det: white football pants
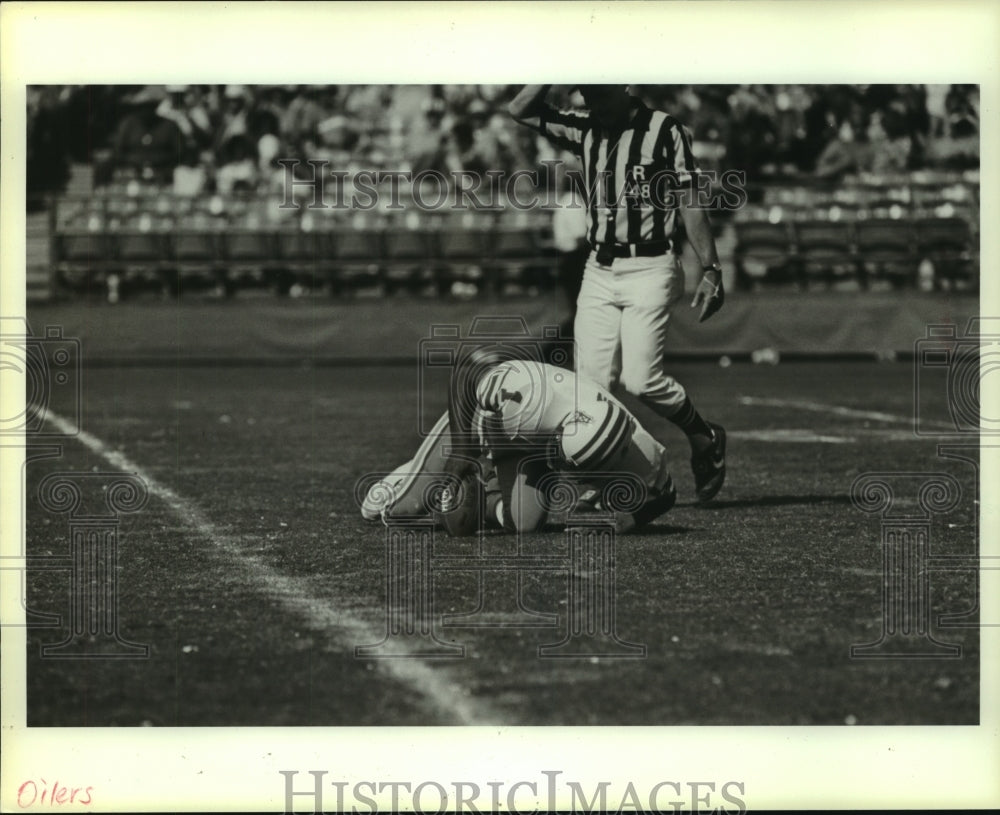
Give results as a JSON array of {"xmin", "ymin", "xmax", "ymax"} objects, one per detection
[{"xmin": 574, "ymin": 250, "xmax": 688, "ymax": 420}]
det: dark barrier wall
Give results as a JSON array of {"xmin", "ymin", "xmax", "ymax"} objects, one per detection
[{"xmin": 26, "ymin": 291, "xmax": 978, "ymax": 363}]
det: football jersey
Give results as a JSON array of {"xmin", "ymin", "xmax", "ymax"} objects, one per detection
[
  {"xmin": 519, "ymin": 98, "xmax": 699, "ymax": 247},
  {"xmin": 473, "ymin": 359, "xmax": 670, "ymax": 492},
  {"xmin": 474, "ymin": 359, "xmax": 609, "ymax": 446}
]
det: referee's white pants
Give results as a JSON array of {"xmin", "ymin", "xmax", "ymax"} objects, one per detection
[{"xmin": 574, "ymin": 250, "xmax": 688, "ymax": 420}]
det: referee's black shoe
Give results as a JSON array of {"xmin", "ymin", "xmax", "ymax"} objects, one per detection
[{"xmin": 691, "ymin": 423, "xmax": 726, "ymax": 502}]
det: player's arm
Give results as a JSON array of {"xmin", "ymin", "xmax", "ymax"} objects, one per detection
[
  {"xmin": 446, "ymin": 361, "xmax": 485, "ymax": 456},
  {"xmin": 434, "ymin": 359, "xmax": 493, "ymax": 536}
]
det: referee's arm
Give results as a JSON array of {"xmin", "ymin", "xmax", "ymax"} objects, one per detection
[
  {"xmin": 680, "ymin": 202, "xmax": 721, "ymax": 271},
  {"xmin": 509, "ymin": 85, "xmax": 586, "ymax": 153},
  {"xmin": 508, "ymin": 84, "xmax": 552, "ymax": 122},
  {"xmin": 666, "ymin": 122, "xmax": 724, "ymax": 321},
  {"xmin": 683, "ymin": 202, "xmax": 725, "ymax": 322}
]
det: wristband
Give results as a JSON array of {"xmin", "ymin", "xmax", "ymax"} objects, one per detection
[{"xmin": 702, "ymin": 263, "xmax": 723, "ymax": 274}]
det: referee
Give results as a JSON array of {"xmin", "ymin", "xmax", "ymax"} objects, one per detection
[{"xmin": 510, "ymin": 84, "xmax": 727, "ymax": 502}]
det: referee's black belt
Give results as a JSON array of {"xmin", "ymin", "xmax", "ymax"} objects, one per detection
[{"xmin": 594, "ymin": 239, "xmax": 672, "ymax": 262}]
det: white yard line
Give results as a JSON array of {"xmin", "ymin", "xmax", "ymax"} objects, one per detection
[
  {"xmin": 44, "ymin": 410, "xmax": 498, "ymax": 726},
  {"xmin": 729, "ymin": 429, "xmax": 855, "ymax": 444},
  {"xmin": 729, "ymin": 428, "xmax": 934, "ymax": 443},
  {"xmin": 738, "ymin": 396, "xmax": 956, "ymax": 431}
]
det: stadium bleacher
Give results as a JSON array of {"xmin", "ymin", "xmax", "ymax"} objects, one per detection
[
  {"xmin": 48, "ymin": 168, "xmax": 978, "ymax": 301},
  {"xmin": 49, "ymin": 186, "xmax": 563, "ymax": 300},
  {"xmin": 731, "ymin": 171, "xmax": 979, "ymax": 291},
  {"xmin": 29, "ymin": 84, "xmax": 981, "ymax": 301}
]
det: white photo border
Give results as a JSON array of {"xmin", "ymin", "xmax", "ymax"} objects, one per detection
[{"xmin": 2, "ymin": 1, "xmax": 998, "ymax": 811}]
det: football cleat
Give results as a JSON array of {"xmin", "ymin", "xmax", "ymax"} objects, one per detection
[
  {"xmin": 691, "ymin": 422, "xmax": 726, "ymax": 502},
  {"xmin": 616, "ymin": 478, "xmax": 677, "ymax": 533},
  {"xmin": 360, "ymin": 460, "xmax": 414, "ymax": 521}
]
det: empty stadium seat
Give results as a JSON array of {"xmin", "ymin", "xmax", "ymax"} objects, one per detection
[
  {"xmin": 915, "ymin": 217, "xmax": 976, "ymax": 290},
  {"xmin": 732, "ymin": 221, "xmax": 795, "ymax": 288},
  {"xmin": 223, "ymin": 230, "xmax": 277, "ymax": 291},
  {"xmin": 111, "ymin": 216, "xmax": 172, "ymax": 296},
  {"xmin": 854, "ymin": 219, "xmax": 918, "ymax": 288},
  {"xmin": 169, "ymin": 228, "xmax": 223, "ymax": 296},
  {"xmin": 490, "ymin": 212, "xmax": 557, "ymax": 296},
  {"xmin": 791, "ymin": 221, "xmax": 858, "ymax": 289},
  {"xmin": 54, "ymin": 231, "xmax": 109, "ymax": 292},
  {"xmin": 328, "ymin": 218, "xmax": 383, "ymax": 296},
  {"xmin": 274, "ymin": 227, "xmax": 325, "ymax": 295},
  {"xmin": 433, "ymin": 212, "xmax": 492, "ymax": 296}
]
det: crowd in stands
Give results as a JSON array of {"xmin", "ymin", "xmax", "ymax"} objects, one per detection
[
  {"xmin": 27, "ymin": 83, "xmax": 980, "ymax": 202},
  {"xmin": 635, "ymin": 84, "xmax": 979, "ymax": 183}
]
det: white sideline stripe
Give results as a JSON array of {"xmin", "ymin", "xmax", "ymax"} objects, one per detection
[
  {"xmin": 44, "ymin": 410, "xmax": 495, "ymax": 726},
  {"xmin": 738, "ymin": 396, "xmax": 954, "ymax": 429},
  {"xmin": 730, "ymin": 429, "xmax": 854, "ymax": 444},
  {"xmin": 729, "ymin": 428, "xmax": 931, "ymax": 443}
]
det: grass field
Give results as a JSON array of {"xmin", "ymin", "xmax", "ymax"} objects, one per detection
[{"xmin": 23, "ymin": 354, "xmax": 980, "ymax": 726}]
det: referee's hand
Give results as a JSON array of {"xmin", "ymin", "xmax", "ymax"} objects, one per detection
[{"xmin": 691, "ymin": 269, "xmax": 725, "ymax": 323}]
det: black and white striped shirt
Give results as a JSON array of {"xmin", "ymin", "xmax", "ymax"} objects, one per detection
[{"xmin": 525, "ymin": 98, "xmax": 699, "ymax": 247}]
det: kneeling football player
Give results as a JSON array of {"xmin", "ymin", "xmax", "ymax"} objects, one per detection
[{"xmin": 361, "ymin": 348, "xmax": 677, "ymax": 535}]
